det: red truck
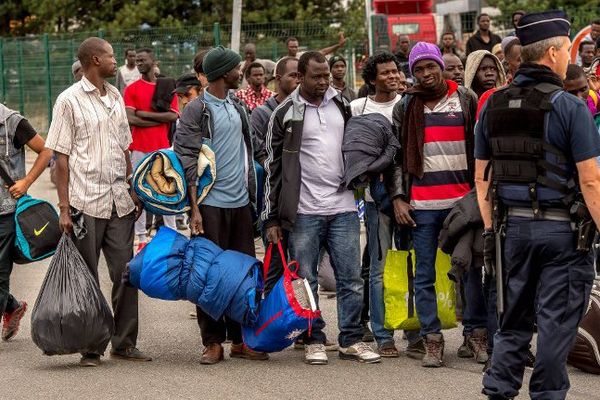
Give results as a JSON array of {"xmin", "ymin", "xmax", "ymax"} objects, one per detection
[{"xmin": 371, "ymin": 0, "xmax": 437, "ymax": 51}]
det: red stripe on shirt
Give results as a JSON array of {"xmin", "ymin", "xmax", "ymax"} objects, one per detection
[
  {"xmin": 411, "ymin": 183, "xmax": 471, "ymax": 201},
  {"xmin": 424, "ymin": 125, "xmax": 466, "ymax": 143}
]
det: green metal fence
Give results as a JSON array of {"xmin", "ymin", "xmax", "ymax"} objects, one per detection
[
  {"xmin": 1, "ymin": 9, "xmax": 598, "ymax": 134},
  {"xmin": 0, "ymin": 21, "xmax": 362, "ymax": 134}
]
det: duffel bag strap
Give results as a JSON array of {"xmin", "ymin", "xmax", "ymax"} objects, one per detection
[{"xmin": 263, "ymin": 241, "xmax": 297, "ymax": 283}]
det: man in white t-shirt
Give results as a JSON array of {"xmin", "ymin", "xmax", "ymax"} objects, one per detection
[
  {"xmin": 116, "ymin": 48, "xmax": 141, "ymax": 93},
  {"xmin": 349, "ymin": 52, "xmax": 404, "ymax": 358}
]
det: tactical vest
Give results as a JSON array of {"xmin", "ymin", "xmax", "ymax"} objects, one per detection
[{"xmin": 486, "ymin": 82, "xmax": 575, "ymax": 214}]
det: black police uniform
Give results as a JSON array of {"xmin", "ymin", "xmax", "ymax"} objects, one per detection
[{"xmin": 475, "ymin": 12, "xmax": 600, "ymax": 400}]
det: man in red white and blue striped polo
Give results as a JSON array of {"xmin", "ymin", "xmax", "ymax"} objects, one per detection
[{"xmin": 387, "ymin": 42, "xmax": 479, "ymax": 368}]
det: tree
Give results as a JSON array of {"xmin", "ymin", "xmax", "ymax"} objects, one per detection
[
  {"xmin": 486, "ymin": 0, "xmax": 599, "ymax": 31},
  {"xmin": 0, "ymin": 0, "xmax": 33, "ymax": 35},
  {"xmin": 2, "ymin": 0, "xmax": 363, "ymax": 35}
]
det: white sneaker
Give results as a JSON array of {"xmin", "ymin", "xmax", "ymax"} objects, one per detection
[
  {"xmin": 305, "ymin": 344, "xmax": 328, "ymax": 365},
  {"xmin": 339, "ymin": 342, "xmax": 381, "ymax": 363}
]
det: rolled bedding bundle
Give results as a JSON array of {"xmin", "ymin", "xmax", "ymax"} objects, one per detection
[
  {"xmin": 132, "ymin": 147, "xmax": 216, "ymax": 215},
  {"xmin": 127, "ymin": 226, "xmax": 262, "ymax": 326}
]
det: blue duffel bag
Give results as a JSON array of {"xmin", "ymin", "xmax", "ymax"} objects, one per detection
[{"xmin": 242, "ymin": 242, "xmax": 320, "ymax": 353}]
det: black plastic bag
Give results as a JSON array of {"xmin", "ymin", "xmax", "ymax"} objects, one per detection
[{"xmin": 31, "ymin": 234, "xmax": 114, "ymax": 356}]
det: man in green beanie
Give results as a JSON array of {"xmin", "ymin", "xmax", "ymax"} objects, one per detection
[{"xmin": 174, "ymin": 46, "xmax": 263, "ymax": 364}]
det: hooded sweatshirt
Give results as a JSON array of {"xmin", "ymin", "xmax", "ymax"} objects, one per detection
[
  {"xmin": 0, "ymin": 104, "xmax": 26, "ymax": 215},
  {"xmin": 464, "ymin": 50, "xmax": 506, "ymax": 94}
]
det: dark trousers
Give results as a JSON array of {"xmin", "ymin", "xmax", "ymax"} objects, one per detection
[
  {"xmin": 0, "ymin": 213, "xmax": 19, "ymax": 316},
  {"xmin": 483, "ymin": 218, "xmax": 595, "ymax": 400},
  {"xmin": 196, "ymin": 204, "xmax": 255, "ymax": 346},
  {"xmin": 260, "ymin": 226, "xmax": 288, "ymax": 295},
  {"xmin": 73, "ymin": 208, "xmax": 138, "ymax": 352},
  {"xmin": 461, "ymin": 257, "xmax": 488, "ymax": 336}
]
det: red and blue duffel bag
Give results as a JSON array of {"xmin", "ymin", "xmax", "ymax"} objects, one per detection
[{"xmin": 242, "ymin": 241, "xmax": 320, "ymax": 353}]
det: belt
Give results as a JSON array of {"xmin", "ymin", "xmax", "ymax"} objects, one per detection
[{"xmin": 507, "ymin": 207, "xmax": 571, "ymax": 222}]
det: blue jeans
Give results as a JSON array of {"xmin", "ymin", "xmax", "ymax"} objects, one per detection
[
  {"xmin": 412, "ymin": 209, "xmax": 451, "ymax": 337},
  {"xmin": 461, "ymin": 259, "xmax": 488, "ymax": 336},
  {"xmin": 364, "ymin": 202, "xmax": 394, "ymax": 346},
  {"xmin": 288, "ymin": 212, "xmax": 363, "ymax": 348}
]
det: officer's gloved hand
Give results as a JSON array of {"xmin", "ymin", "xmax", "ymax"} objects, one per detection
[{"xmin": 483, "ymin": 229, "xmax": 495, "ymax": 276}]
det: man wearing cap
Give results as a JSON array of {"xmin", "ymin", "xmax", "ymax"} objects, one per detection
[
  {"xmin": 388, "ymin": 42, "xmax": 478, "ymax": 367},
  {"xmin": 173, "ymin": 46, "xmax": 262, "ymax": 365},
  {"xmin": 475, "ymin": 11, "xmax": 600, "ymax": 400},
  {"xmin": 174, "ymin": 73, "xmax": 202, "ymax": 111},
  {"xmin": 330, "ymin": 55, "xmax": 357, "ymax": 102}
]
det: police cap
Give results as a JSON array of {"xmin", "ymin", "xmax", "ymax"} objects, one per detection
[{"xmin": 516, "ymin": 10, "xmax": 571, "ymax": 46}]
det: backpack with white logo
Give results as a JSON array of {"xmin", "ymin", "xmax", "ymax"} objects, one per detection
[{"xmin": 0, "ymin": 163, "xmax": 60, "ymax": 264}]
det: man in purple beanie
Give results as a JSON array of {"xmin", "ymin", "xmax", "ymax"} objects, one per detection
[{"xmin": 387, "ymin": 42, "xmax": 478, "ymax": 367}]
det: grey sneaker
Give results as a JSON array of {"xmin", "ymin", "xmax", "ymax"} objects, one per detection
[
  {"xmin": 422, "ymin": 333, "xmax": 444, "ymax": 368},
  {"xmin": 110, "ymin": 347, "xmax": 152, "ymax": 361},
  {"xmin": 457, "ymin": 335, "xmax": 474, "ymax": 358},
  {"xmin": 305, "ymin": 344, "xmax": 328, "ymax": 365},
  {"xmin": 339, "ymin": 342, "xmax": 381, "ymax": 363},
  {"xmin": 468, "ymin": 328, "xmax": 489, "ymax": 364},
  {"xmin": 406, "ymin": 337, "xmax": 426, "ymax": 359},
  {"xmin": 295, "ymin": 338, "xmax": 339, "ymax": 351}
]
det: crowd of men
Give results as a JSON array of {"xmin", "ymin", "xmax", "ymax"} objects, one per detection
[{"xmin": 0, "ymin": 9, "xmax": 599, "ymax": 400}]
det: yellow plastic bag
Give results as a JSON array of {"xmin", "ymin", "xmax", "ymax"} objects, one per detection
[{"xmin": 383, "ymin": 248, "xmax": 457, "ymax": 330}]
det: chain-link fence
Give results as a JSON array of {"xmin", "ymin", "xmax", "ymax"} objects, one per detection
[{"xmin": 0, "ymin": 21, "xmax": 363, "ymax": 133}]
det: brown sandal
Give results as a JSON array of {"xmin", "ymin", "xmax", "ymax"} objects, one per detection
[{"xmin": 378, "ymin": 342, "xmax": 400, "ymax": 358}]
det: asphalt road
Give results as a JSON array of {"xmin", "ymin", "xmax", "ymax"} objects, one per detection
[{"xmin": 1, "ymin": 155, "xmax": 599, "ymax": 400}]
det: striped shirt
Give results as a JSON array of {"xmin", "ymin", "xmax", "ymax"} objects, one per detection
[
  {"xmin": 45, "ymin": 76, "xmax": 135, "ymax": 219},
  {"xmin": 410, "ymin": 90, "xmax": 470, "ymax": 210}
]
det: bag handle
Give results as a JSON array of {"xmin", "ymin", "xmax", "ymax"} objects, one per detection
[{"xmin": 263, "ymin": 241, "xmax": 299, "ymax": 283}]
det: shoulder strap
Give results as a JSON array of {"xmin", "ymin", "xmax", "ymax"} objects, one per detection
[
  {"xmin": 360, "ymin": 97, "xmax": 369, "ymax": 115},
  {"xmin": 0, "ymin": 162, "xmax": 15, "ymax": 187}
]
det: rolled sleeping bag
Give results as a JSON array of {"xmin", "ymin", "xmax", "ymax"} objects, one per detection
[{"xmin": 133, "ymin": 146, "xmax": 216, "ymax": 215}]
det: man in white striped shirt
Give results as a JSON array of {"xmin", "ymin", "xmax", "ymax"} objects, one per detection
[{"xmin": 45, "ymin": 37, "xmax": 150, "ymax": 367}]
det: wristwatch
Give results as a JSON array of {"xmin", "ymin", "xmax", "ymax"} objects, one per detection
[{"xmin": 482, "ymin": 228, "xmax": 494, "ymax": 237}]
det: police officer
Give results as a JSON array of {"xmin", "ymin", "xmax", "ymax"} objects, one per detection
[{"xmin": 475, "ymin": 11, "xmax": 600, "ymax": 400}]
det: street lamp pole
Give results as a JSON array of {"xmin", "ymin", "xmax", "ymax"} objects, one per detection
[
  {"xmin": 231, "ymin": 0, "xmax": 243, "ymax": 53},
  {"xmin": 366, "ymin": 0, "xmax": 374, "ymax": 56}
]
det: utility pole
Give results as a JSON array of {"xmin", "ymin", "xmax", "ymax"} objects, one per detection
[
  {"xmin": 231, "ymin": 0, "xmax": 243, "ymax": 53},
  {"xmin": 365, "ymin": 0, "xmax": 374, "ymax": 56}
]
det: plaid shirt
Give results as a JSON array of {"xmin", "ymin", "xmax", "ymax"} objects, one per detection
[{"xmin": 235, "ymin": 86, "xmax": 274, "ymax": 111}]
